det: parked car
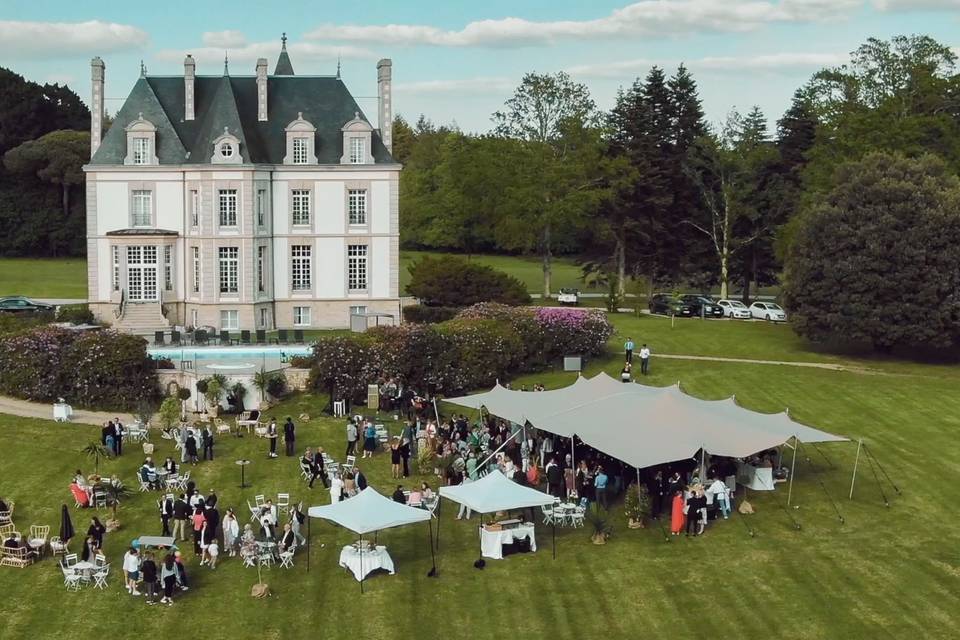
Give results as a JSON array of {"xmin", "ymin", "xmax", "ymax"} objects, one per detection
[
  {"xmin": 0, "ymin": 296, "xmax": 55, "ymax": 314},
  {"xmin": 557, "ymin": 287, "xmax": 580, "ymax": 306},
  {"xmin": 648, "ymin": 294, "xmax": 694, "ymax": 317},
  {"xmin": 679, "ymin": 295, "xmax": 725, "ymax": 318},
  {"xmin": 749, "ymin": 301, "xmax": 787, "ymax": 321},
  {"xmin": 716, "ymin": 299, "xmax": 753, "ymax": 319}
]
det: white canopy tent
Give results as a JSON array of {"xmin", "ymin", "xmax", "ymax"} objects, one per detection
[{"xmin": 307, "ymin": 487, "xmax": 434, "ymax": 589}]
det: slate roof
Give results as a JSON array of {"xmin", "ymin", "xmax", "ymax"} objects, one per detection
[{"xmin": 90, "ymin": 72, "xmax": 394, "ymax": 166}]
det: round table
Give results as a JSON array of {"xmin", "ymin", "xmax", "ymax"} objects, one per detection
[{"xmin": 236, "ymin": 459, "xmax": 251, "ymax": 488}]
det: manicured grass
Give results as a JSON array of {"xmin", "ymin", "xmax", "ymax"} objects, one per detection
[
  {"xmin": 1, "ymin": 317, "xmax": 959, "ymax": 638},
  {"xmin": 0, "ymin": 258, "xmax": 87, "ymax": 299}
]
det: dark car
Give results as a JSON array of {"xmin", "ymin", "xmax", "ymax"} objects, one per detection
[
  {"xmin": 648, "ymin": 294, "xmax": 694, "ymax": 317},
  {"xmin": 680, "ymin": 295, "xmax": 725, "ymax": 318},
  {"xmin": 0, "ymin": 296, "xmax": 55, "ymax": 314}
]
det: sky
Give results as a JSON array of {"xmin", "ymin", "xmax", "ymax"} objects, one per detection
[{"xmin": 2, "ymin": 0, "xmax": 959, "ymax": 134}]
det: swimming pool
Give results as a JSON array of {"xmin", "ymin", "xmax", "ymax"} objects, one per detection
[{"xmin": 148, "ymin": 345, "xmax": 313, "ymax": 361}]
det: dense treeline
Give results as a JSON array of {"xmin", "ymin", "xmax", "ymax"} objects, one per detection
[
  {"xmin": 0, "ymin": 68, "xmax": 90, "ymax": 257},
  {"xmin": 398, "ymin": 35, "xmax": 960, "ymax": 301}
]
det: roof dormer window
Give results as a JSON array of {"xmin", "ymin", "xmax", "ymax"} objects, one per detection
[
  {"xmin": 283, "ymin": 113, "xmax": 317, "ymax": 165},
  {"xmin": 349, "ymin": 137, "xmax": 365, "ymax": 164},
  {"xmin": 133, "ymin": 138, "xmax": 151, "ymax": 165},
  {"xmin": 218, "ymin": 142, "xmax": 234, "ymax": 159},
  {"xmin": 211, "ymin": 127, "xmax": 241, "ymax": 165},
  {"xmin": 340, "ymin": 112, "xmax": 374, "ymax": 165},
  {"xmin": 123, "ymin": 113, "xmax": 158, "ymax": 166}
]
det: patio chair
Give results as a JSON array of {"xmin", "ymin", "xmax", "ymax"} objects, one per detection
[
  {"xmin": 171, "ymin": 330, "xmax": 181, "ymax": 346},
  {"xmin": 92, "ymin": 563, "xmax": 110, "ymax": 589},
  {"xmin": 255, "ymin": 329, "xmax": 267, "ymax": 345},
  {"xmin": 541, "ymin": 505, "xmax": 555, "ymax": 526},
  {"xmin": 569, "ymin": 507, "xmax": 585, "ymax": 528},
  {"xmin": 27, "ymin": 525, "xmax": 49, "ymax": 558},
  {"xmin": 299, "ymin": 462, "xmax": 312, "ymax": 482},
  {"xmin": 215, "ymin": 419, "xmax": 231, "ymax": 436},
  {"xmin": 219, "ymin": 330, "xmax": 232, "ymax": 346},
  {"xmin": 193, "ymin": 329, "xmax": 208, "ymax": 346},
  {"xmin": 240, "ymin": 330, "xmax": 252, "ymax": 345},
  {"xmin": 276, "ymin": 329, "xmax": 289, "ymax": 345},
  {"xmin": 0, "ymin": 501, "xmax": 14, "ymax": 524},
  {"xmin": 92, "ymin": 488, "xmax": 107, "ymax": 509},
  {"xmin": 279, "ymin": 545, "xmax": 296, "ymax": 569},
  {"xmin": 154, "ymin": 331, "xmax": 166, "ymax": 346},
  {"xmin": 247, "ymin": 500, "xmax": 259, "ymax": 523},
  {"xmin": 60, "ymin": 562, "xmax": 83, "ymax": 591},
  {"xmin": 49, "ymin": 536, "xmax": 68, "ymax": 557},
  {"xmin": 345, "ymin": 455, "xmax": 356, "ymax": 470},
  {"xmin": 254, "ymin": 494, "xmax": 266, "ymax": 508},
  {"xmin": 64, "ymin": 553, "xmax": 78, "ymax": 568},
  {"xmin": 293, "ymin": 329, "xmax": 305, "ymax": 343},
  {"xmin": 276, "ymin": 493, "xmax": 290, "ymax": 515}
]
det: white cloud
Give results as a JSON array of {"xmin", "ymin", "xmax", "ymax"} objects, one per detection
[
  {"xmin": 873, "ymin": 0, "xmax": 960, "ymax": 11},
  {"xmin": 305, "ymin": 1, "xmax": 861, "ymax": 48},
  {"xmin": 155, "ymin": 41, "xmax": 375, "ymax": 67},
  {"xmin": 394, "ymin": 77, "xmax": 516, "ymax": 94},
  {"xmin": 202, "ymin": 30, "xmax": 247, "ymax": 48},
  {"xmin": 0, "ymin": 20, "xmax": 147, "ymax": 59},
  {"xmin": 567, "ymin": 52, "xmax": 846, "ymax": 78}
]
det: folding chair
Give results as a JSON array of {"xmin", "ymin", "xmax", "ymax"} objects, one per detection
[
  {"xmin": 64, "ymin": 553, "xmax": 78, "ymax": 567},
  {"xmin": 276, "ymin": 493, "xmax": 290, "ymax": 515},
  {"xmin": 242, "ymin": 552, "xmax": 257, "ymax": 568},
  {"xmin": 254, "ymin": 494, "xmax": 266, "ymax": 508},
  {"xmin": 247, "ymin": 500, "xmax": 260, "ymax": 523},
  {"xmin": 92, "ymin": 563, "xmax": 110, "ymax": 589},
  {"xmin": 299, "ymin": 462, "xmax": 312, "ymax": 482},
  {"xmin": 61, "ymin": 563, "xmax": 82, "ymax": 591},
  {"xmin": 279, "ymin": 546, "xmax": 295, "ymax": 569},
  {"xmin": 541, "ymin": 505, "xmax": 555, "ymax": 526},
  {"xmin": 345, "ymin": 455, "xmax": 356, "ymax": 470},
  {"xmin": 92, "ymin": 488, "xmax": 107, "ymax": 509},
  {"xmin": 193, "ymin": 329, "xmax": 208, "ymax": 346}
]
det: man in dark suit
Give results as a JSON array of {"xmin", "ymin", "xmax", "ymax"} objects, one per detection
[
  {"xmin": 355, "ymin": 467, "xmax": 368, "ymax": 491},
  {"xmin": 159, "ymin": 495, "xmax": 173, "ymax": 536},
  {"xmin": 283, "ymin": 417, "xmax": 296, "ymax": 457},
  {"xmin": 114, "ymin": 418, "xmax": 125, "ymax": 455},
  {"xmin": 202, "ymin": 426, "xmax": 214, "ymax": 461},
  {"xmin": 545, "ymin": 457, "xmax": 562, "ymax": 497},
  {"xmin": 101, "ymin": 421, "xmax": 114, "ymax": 447},
  {"xmin": 310, "ymin": 448, "xmax": 328, "ymax": 489},
  {"xmin": 279, "ymin": 523, "xmax": 296, "ymax": 552}
]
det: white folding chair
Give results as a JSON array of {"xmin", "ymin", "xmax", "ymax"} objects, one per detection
[
  {"xmin": 64, "ymin": 553, "xmax": 78, "ymax": 567},
  {"xmin": 92, "ymin": 489, "xmax": 107, "ymax": 509},
  {"xmin": 247, "ymin": 500, "xmax": 260, "ymax": 523},
  {"xmin": 299, "ymin": 463, "xmax": 312, "ymax": 482},
  {"xmin": 345, "ymin": 455, "xmax": 356, "ymax": 470},
  {"xmin": 94, "ymin": 553, "xmax": 107, "ymax": 568},
  {"xmin": 279, "ymin": 545, "xmax": 295, "ymax": 569},
  {"xmin": 242, "ymin": 552, "xmax": 257, "ymax": 568},
  {"xmin": 92, "ymin": 563, "xmax": 110, "ymax": 589},
  {"xmin": 61, "ymin": 563, "xmax": 82, "ymax": 591},
  {"xmin": 541, "ymin": 505, "xmax": 554, "ymax": 525},
  {"xmin": 276, "ymin": 493, "xmax": 290, "ymax": 515},
  {"xmin": 254, "ymin": 494, "xmax": 266, "ymax": 508},
  {"xmin": 570, "ymin": 507, "xmax": 585, "ymax": 528}
]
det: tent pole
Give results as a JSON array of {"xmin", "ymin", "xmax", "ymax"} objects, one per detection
[
  {"xmin": 700, "ymin": 447, "xmax": 706, "ymax": 480},
  {"xmin": 571, "ymin": 438, "xmax": 576, "ymax": 499},
  {"xmin": 849, "ymin": 438, "xmax": 862, "ymax": 500},
  {"xmin": 436, "ymin": 498, "xmax": 441, "ymax": 551},
  {"xmin": 433, "ymin": 398, "xmax": 441, "ymax": 427},
  {"xmin": 428, "ymin": 519, "xmax": 438, "ymax": 576},
  {"xmin": 306, "ymin": 516, "xmax": 311, "ymax": 572},
  {"xmin": 359, "ymin": 535, "xmax": 364, "ymax": 594},
  {"xmin": 478, "ymin": 429, "xmax": 521, "ymax": 470},
  {"xmin": 787, "ymin": 437, "xmax": 798, "ymax": 507}
]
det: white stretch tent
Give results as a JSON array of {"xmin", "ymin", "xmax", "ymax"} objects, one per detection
[
  {"xmin": 446, "ymin": 373, "xmax": 847, "ymax": 471},
  {"xmin": 307, "ymin": 488, "xmax": 434, "ymax": 589}
]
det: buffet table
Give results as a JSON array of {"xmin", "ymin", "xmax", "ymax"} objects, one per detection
[
  {"xmin": 480, "ymin": 523, "xmax": 537, "ymax": 560},
  {"xmin": 339, "ymin": 544, "xmax": 394, "ymax": 581},
  {"xmin": 737, "ymin": 463, "xmax": 775, "ymax": 491}
]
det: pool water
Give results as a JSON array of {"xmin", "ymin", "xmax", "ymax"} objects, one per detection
[{"xmin": 148, "ymin": 346, "xmax": 313, "ymax": 361}]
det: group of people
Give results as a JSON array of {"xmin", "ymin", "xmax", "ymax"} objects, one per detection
[
  {"xmin": 69, "ymin": 469, "xmax": 122, "ymax": 507},
  {"xmin": 264, "ymin": 416, "xmax": 297, "ymax": 459},
  {"xmin": 99, "ymin": 418, "xmax": 128, "ymax": 456},
  {"xmin": 122, "ymin": 546, "xmax": 189, "ymax": 605},
  {"xmin": 621, "ymin": 337, "xmax": 651, "ymax": 381}
]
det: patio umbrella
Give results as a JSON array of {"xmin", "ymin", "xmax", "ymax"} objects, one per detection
[{"xmin": 59, "ymin": 504, "xmax": 75, "ymax": 543}]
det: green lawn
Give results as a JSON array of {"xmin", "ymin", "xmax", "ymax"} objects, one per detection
[
  {"xmin": 0, "ymin": 258, "xmax": 87, "ymax": 299},
  {"xmin": 1, "ymin": 314, "xmax": 959, "ymax": 638}
]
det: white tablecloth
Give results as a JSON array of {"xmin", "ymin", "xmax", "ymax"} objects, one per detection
[
  {"xmin": 53, "ymin": 403, "xmax": 72, "ymax": 422},
  {"xmin": 338, "ymin": 545, "xmax": 394, "ymax": 581},
  {"xmin": 737, "ymin": 463, "xmax": 775, "ymax": 491},
  {"xmin": 480, "ymin": 523, "xmax": 536, "ymax": 560}
]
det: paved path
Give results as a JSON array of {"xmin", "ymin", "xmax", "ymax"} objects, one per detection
[
  {"xmin": 0, "ymin": 396, "xmax": 133, "ymax": 426},
  {"xmin": 655, "ymin": 353, "xmax": 883, "ymax": 374}
]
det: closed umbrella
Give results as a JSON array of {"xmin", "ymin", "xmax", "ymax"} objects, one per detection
[{"xmin": 59, "ymin": 504, "xmax": 75, "ymax": 544}]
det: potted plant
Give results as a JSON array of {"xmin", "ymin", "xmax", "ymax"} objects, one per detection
[
  {"xmin": 585, "ymin": 509, "xmax": 612, "ymax": 545},
  {"xmin": 103, "ymin": 481, "xmax": 132, "ymax": 532},
  {"xmin": 158, "ymin": 395, "xmax": 181, "ymax": 431},
  {"xmin": 230, "ymin": 381, "xmax": 247, "ymax": 413},
  {"xmin": 82, "ymin": 441, "xmax": 111, "ymax": 475},
  {"xmin": 204, "ymin": 378, "xmax": 223, "ymax": 418},
  {"xmin": 253, "ymin": 368, "xmax": 271, "ymax": 405},
  {"xmin": 177, "ymin": 387, "xmax": 192, "ymax": 418},
  {"xmin": 135, "ymin": 403, "xmax": 154, "ymax": 429},
  {"xmin": 195, "ymin": 379, "xmax": 209, "ymax": 413},
  {"xmin": 624, "ymin": 482, "xmax": 651, "ymax": 529},
  {"xmin": 417, "ymin": 446, "xmax": 436, "ymax": 475}
]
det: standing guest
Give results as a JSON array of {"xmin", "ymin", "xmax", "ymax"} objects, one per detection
[
  {"xmin": 114, "ymin": 418, "xmax": 125, "ymax": 456},
  {"xmin": 594, "ymin": 466, "xmax": 609, "ymax": 510},
  {"xmin": 564, "ymin": 459, "xmax": 576, "ymax": 499},
  {"xmin": 685, "ymin": 489, "xmax": 704, "ymax": 536},
  {"xmin": 400, "ymin": 428, "xmax": 412, "ymax": 478},
  {"xmin": 648, "ymin": 471, "xmax": 665, "ymax": 519},
  {"xmin": 640, "ymin": 343, "xmax": 651, "ymax": 375},
  {"xmin": 160, "ymin": 554, "xmax": 178, "ymax": 605},
  {"xmin": 171, "ymin": 494, "xmax": 189, "ymax": 542},
  {"xmin": 545, "ymin": 457, "xmax": 562, "ymax": 497},
  {"xmin": 283, "ymin": 417, "xmax": 296, "ymax": 457},
  {"xmin": 104, "ymin": 421, "xmax": 116, "ymax": 455},
  {"xmin": 191, "ymin": 506, "xmax": 206, "ymax": 555},
  {"xmin": 709, "ymin": 477, "xmax": 731, "ymax": 519},
  {"xmin": 141, "ymin": 552, "xmax": 158, "ymax": 605},
  {"xmin": 362, "ymin": 421, "xmax": 377, "ymax": 459},
  {"xmin": 173, "ymin": 551, "xmax": 189, "ymax": 591},
  {"xmin": 88, "ymin": 516, "xmax": 106, "ymax": 549},
  {"xmin": 624, "ymin": 336, "xmax": 635, "ymax": 363},
  {"xmin": 122, "ymin": 547, "xmax": 141, "ymax": 595},
  {"xmin": 666, "ymin": 471, "xmax": 683, "ymax": 498},
  {"xmin": 222, "ymin": 508, "xmax": 240, "ymax": 557},
  {"xmin": 290, "ymin": 505, "xmax": 307, "ymax": 546},
  {"xmin": 343, "ymin": 472, "xmax": 358, "ymax": 498},
  {"xmin": 81, "ymin": 535, "xmax": 99, "ymax": 562},
  {"xmin": 312, "ymin": 447, "xmax": 330, "ymax": 489},
  {"xmin": 185, "ymin": 430, "xmax": 198, "ymax": 465},
  {"xmin": 205, "ymin": 490, "xmax": 218, "ymax": 509},
  {"xmin": 329, "ymin": 472, "xmax": 344, "ymax": 505},
  {"xmin": 345, "ymin": 419, "xmax": 358, "ymax": 457},
  {"xmin": 202, "ymin": 425, "xmax": 214, "ymax": 460},
  {"xmin": 526, "ymin": 458, "xmax": 541, "ymax": 487},
  {"xmin": 100, "ymin": 421, "xmax": 113, "ymax": 448},
  {"xmin": 355, "ymin": 467, "xmax": 368, "ymax": 491},
  {"xmin": 159, "ymin": 494, "xmax": 173, "ymax": 536},
  {"xmin": 206, "ymin": 538, "xmax": 220, "ymax": 569},
  {"xmin": 267, "ymin": 418, "xmax": 279, "ymax": 459},
  {"xmin": 390, "ymin": 438, "xmax": 402, "ymax": 479},
  {"xmin": 670, "ymin": 490, "xmax": 685, "ymax": 536},
  {"xmin": 620, "ymin": 362, "xmax": 632, "ymax": 383},
  {"xmin": 456, "ymin": 474, "xmax": 473, "ymax": 521}
]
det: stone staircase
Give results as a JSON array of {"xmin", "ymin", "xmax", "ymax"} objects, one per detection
[{"xmin": 113, "ymin": 301, "xmax": 170, "ymax": 336}]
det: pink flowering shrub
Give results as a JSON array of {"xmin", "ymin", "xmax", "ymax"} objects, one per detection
[{"xmin": 0, "ymin": 327, "xmax": 158, "ymax": 410}]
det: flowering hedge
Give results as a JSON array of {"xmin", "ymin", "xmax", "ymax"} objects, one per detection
[
  {"xmin": 306, "ymin": 303, "xmax": 613, "ymax": 401},
  {"xmin": 0, "ymin": 326, "xmax": 158, "ymax": 410}
]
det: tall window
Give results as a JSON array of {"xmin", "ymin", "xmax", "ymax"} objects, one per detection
[
  {"xmin": 190, "ymin": 190, "xmax": 199, "ymax": 227},
  {"xmin": 347, "ymin": 244, "xmax": 367, "ymax": 292},
  {"xmin": 163, "ymin": 245, "xmax": 173, "ymax": 291},
  {"xmin": 293, "ymin": 306, "xmax": 311, "ymax": 327},
  {"xmin": 347, "ymin": 189, "xmax": 367, "ymax": 225},
  {"xmin": 292, "ymin": 138, "xmax": 308, "ymax": 164},
  {"xmin": 131, "ymin": 190, "xmax": 152, "ymax": 227},
  {"xmin": 257, "ymin": 245, "xmax": 266, "ymax": 293},
  {"xmin": 192, "ymin": 247, "xmax": 200, "ymax": 294},
  {"xmin": 218, "ymin": 246, "xmax": 239, "ymax": 294},
  {"xmin": 218, "ymin": 189, "xmax": 238, "ymax": 227},
  {"xmin": 133, "ymin": 138, "xmax": 150, "ymax": 165},
  {"xmin": 291, "ymin": 245, "xmax": 312, "ymax": 291},
  {"xmin": 220, "ymin": 310, "xmax": 239, "ymax": 330},
  {"xmin": 256, "ymin": 189, "xmax": 266, "ymax": 227},
  {"xmin": 349, "ymin": 137, "xmax": 365, "ymax": 164},
  {"xmin": 291, "ymin": 189, "xmax": 311, "ymax": 226},
  {"xmin": 111, "ymin": 246, "xmax": 120, "ymax": 292}
]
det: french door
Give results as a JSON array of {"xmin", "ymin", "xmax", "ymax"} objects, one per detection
[{"xmin": 126, "ymin": 245, "xmax": 159, "ymax": 302}]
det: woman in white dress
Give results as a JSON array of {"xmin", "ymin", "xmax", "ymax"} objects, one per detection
[
  {"xmin": 329, "ymin": 472, "xmax": 344, "ymax": 504},
  {"xmin": 222, "ymin": 508, "xmax": 240, "ymax": 556}
]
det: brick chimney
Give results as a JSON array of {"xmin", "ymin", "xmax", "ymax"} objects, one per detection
[
  {"xmin": 184, "ymin": 54, "xmax": 196, "ymax": 121},
  {"xmin": 256, "ymin": 57, "xmax": 268, "ymax": 121},
  {"xmin": 90, "ymin": 57, "xmax": 105, "ymax": 158},
  {"xmin": 377, "ymin": 58, "xmax": 392, "ymax": 154}
]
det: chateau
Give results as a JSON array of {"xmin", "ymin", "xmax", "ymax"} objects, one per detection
[{"xmin": 84, "ymin": 37, "xmax": 400, "ymax": 333}]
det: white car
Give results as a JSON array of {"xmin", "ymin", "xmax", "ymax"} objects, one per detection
[
  {"xmin": 716, "ymin": 299, "xmax": 752, "ymax": 319},
  {"xmin": 557, "ymin": 288, "xmax": 580, "ymax": 306},
  {"xmin": 749, "ymin": 301, "xmax": 787, "ymax": 322}
]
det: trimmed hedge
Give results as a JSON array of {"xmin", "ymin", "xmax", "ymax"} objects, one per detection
[
  {"xmin": 306, "ymin": 303, "xmax": 612, "ymax": 402},
  {"xmin": 0, "ymin": 326, "xmax": 159, "ymax": 410},
  {"xmin": 402, "ymin": 304, "xmax": 459, "ymax": 324},
  {"xmin": 407, "ymin": 256, "xmax": 531, "ymax": 307},
  {"xmin": 55, "ymin": 304, "xmax": 96, "ymax": 325}
]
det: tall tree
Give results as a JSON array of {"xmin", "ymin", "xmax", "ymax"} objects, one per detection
[
  {"xmin": 492, "ymin": 72, "xmax": 604, "ymax": 296},
  {"xmin": 4, "ymin": 130, "xmax": 89, "ymax": 220}
]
